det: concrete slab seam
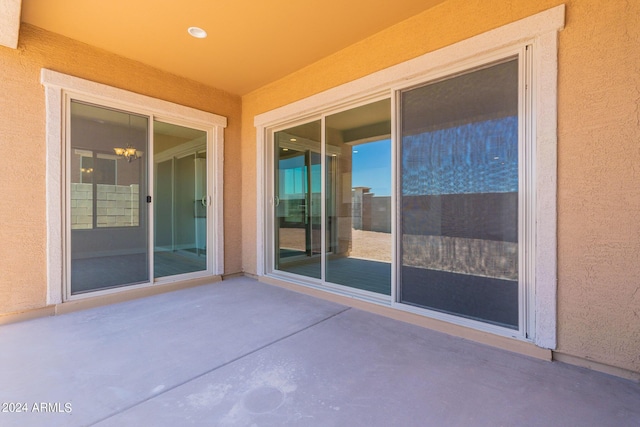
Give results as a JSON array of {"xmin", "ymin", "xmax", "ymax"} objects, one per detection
[{"xmin": 86, "ymin": 306, "xmax": 352, "ymax": 426}]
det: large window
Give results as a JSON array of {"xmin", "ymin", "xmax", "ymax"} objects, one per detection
[{"xmin": 257, "ymin": 6, "xmax": 563, "ymax": 346}]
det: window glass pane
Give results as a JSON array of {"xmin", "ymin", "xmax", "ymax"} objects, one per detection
[
  {"xmin": 274, "ymin": 120, "xmax": 322, "ymax": 279},
  {"xmin": 153, "ymin": 121, "xmax": 208, "ymax": 278},
  {"xmin": 325, "ymin": 99, "xmax": 392, "ymax": 294},
  {"xmin": 69, "ymin": 100, "xmax": 149, "ymax": 294},
  {"xmin": 71, "ymin": 150, "xmax": 94, "ymax": 229},
  {"xmin": 94, "ymin": 156, "xmax": 116, "ymax": 185},
  {"xmin": 400, "ymin": 59, "xmax": 519, "ymax": 329}
]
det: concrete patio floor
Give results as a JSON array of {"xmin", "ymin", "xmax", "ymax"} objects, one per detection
[{"xmin": 1, "ymin": 276, "xmax": 638, "ymax": 426}]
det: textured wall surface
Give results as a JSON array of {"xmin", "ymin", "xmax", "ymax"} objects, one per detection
[
  {"xmin": 241, "ymin": 0, "xmax": 640, "ymax": 374},
  {"xmin": 0, "ymin": 25, "xmax": 242, "ymax": 315},
  {"xmin": 555, "ymin": 0, "xmax": 640, "ymax": 374}
]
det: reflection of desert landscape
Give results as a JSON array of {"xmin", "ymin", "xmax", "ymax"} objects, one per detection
[
  {"xmin": 279, "ymin": 228, "xmax": 391, "ymax": 262},
  {"xmin": 278, "ymin": 228, "xmax": 306, "ymax": 252},
  {"xmin": 349, "ymin": 229, "xmax": 391, "ymax": 262}
]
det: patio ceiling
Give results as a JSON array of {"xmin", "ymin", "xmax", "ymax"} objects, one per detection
[{"xmin": 20, "ymin": 0, "xmax": 448, "ymax": 95}]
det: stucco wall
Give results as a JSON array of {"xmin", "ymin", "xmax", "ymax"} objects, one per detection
[
  {"xmin": 241, "ymin": 0, "xmax": 640, "ymax": 374},
  {"xmin": 0, "ymin": 24, "xmax": 243, "ymax": 315}
]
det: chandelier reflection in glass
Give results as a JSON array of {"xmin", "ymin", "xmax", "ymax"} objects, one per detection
[
  {"xmin": 113, "ymin": 144, "xmax": 140, "ymax": 162},
  {"xmin": 114, "ymin": 114, "xmax": 141, "ymax": 162}
]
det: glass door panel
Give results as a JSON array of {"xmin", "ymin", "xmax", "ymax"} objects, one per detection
[
  {"xmin": 69, "ymin": 101, "xmax": 149, "ymax": 294},
  {"xmin": 399, "ymin": 59, "xmax": 520, "ymax": 329},
  {"xmin": 325, "ymin": 99, "xmax": 392, "ymax": 294},
  {"xmin": 153, "ymin": 121, "xmax": 207, "ymax": 278},
  {"xmin": 274, "ymin": 121, "xmax": 322, "ymax": 279}
]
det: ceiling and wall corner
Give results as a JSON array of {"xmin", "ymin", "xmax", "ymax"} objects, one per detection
[{"xmin": 19, "ymin": 0, "xmax": 448, "ymax": 96}]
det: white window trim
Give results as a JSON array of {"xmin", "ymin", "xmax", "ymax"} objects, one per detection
[
  {"xmin": 255, "ymin": 5, "xmax": 563, "ymax": 349},
  {"xmin": 42, "ymin": 69, "xmax": 227, "ymax": 305}
]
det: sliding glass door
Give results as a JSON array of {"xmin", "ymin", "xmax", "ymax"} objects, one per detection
[
  {"xmin": 267, "ymin": 57, "xmax": 524, "ymax": 331},
  {"xmin": 271, "ymin": 99, "xmax": 393, "ymax": 297},
  {"xmin": 69, "ymin": 101, "xmax": 149, "ymax": 294},
  {"xmin": 67, "ymin": 101, "xmax": 214, "ymax": 296}
]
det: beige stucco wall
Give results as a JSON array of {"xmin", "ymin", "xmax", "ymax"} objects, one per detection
[
  {"xmin": 241, "ymin": 0, "xmax": 640, "ymax": 374},
  {"xmin": 0, "ymin": 24, "xmax": 243, "ymax": 315}
]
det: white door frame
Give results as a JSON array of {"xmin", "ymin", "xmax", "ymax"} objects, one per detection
[{"xmin": 42, "ymin": 69, "xmax": 226, "ymax": 303}]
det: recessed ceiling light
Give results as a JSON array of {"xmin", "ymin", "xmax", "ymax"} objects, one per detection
[{"xmin": 188, "ymin": 27, "xmax": 207, "ymax": 39}]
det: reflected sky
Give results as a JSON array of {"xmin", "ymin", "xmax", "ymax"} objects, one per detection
[
  {"xmin": 352, "ymin": 139, "xmax": 392, "ymax": 196},
  {"xmin": 279, "ymin": 115, "xmax": 516, "ymax": 199}
]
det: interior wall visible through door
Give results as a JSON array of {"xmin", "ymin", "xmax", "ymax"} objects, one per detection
[{"xmin": 153, "ymin": 120, "xmax": 208, "ymax": 279}]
